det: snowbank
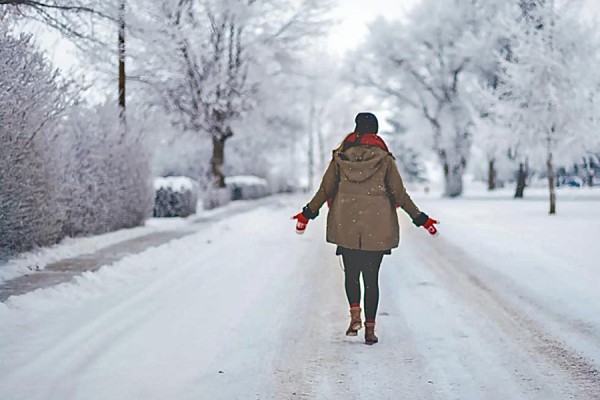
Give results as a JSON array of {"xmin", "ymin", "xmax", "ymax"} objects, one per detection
[
  {"xmin": 202, "ymin": 187, "xmax": 231, "ymax": 210},
  {"xmin": 0, "ymin": 216, "xmax": 199, "ymax": 286},
  {"xmin": 0, "ymin": 226, "xmax": 153, "ymax": 285}
]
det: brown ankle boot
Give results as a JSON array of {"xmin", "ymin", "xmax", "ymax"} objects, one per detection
[
  {"xmin": 364, "ymin": 322, "xmax": 378, "ymax": 345},
  {"xmin": 345, "ymin": 307, "xmax": 362, "ymax": 336}
]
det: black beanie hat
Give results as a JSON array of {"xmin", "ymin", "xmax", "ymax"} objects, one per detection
[{"xmin": 354, "ymin": 112, "xmax": 379, "ymax": 134}]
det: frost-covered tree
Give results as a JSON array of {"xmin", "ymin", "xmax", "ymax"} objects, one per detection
[
  {"xmin": 384, "ymin": 120, "xmax": 427, "ymax": 183},
  {"xmin": 153, "ymin": 2, "xmax": 248, "ymax": 188},
  {"xmin": 300, "ymin": 52, "xmax": 360, "ymax": 189},
  {"xmin": 490, "ymin": 0, "xmax": 600, "ymax": 213},
  {"xmin": 131, "ymin": 0, "xmax": 331, "ymax": 189},
  {"xmin": 225, "ymin": 72, "xmax": 309, "ymax": 186},
  {"xmin": 472, "ymin": 0, "xmax": 542, "ymax": 197},
  {"xmin": 351, "ymin": 0, "xmax": 505, "ymax": 197}
]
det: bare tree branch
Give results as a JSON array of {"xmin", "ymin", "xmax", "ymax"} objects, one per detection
[{"xmin": 1, "ymin": 0, "xmax": 110, "ymax": 18}]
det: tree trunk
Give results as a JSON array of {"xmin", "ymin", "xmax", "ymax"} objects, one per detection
[
  {"xmin": 588, "ymin": 157, "xmax": 595, "ymax": 187},
  {"xmin": 514, "ymin": 163, "xmax": 527, "ymax": 198},
  {"xmin": 488, "ymin": 159, "xmax": 497, "ymax": 191},
  {"xmin": 211, "ymin": 137, "xmax": 226, "ymax": 188},
  {"xmin": 118, "ymin": 0, "xmax": 126, "ymax": 124},
  {"xmin": 443, "ymin": 162, "xmax": 464, "ymax": 197},
  {"xmin": 547, "ymin": 152, "xmax": 556, "ymax": 215}
]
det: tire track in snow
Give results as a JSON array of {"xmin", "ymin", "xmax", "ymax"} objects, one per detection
[
  {"xmin": 405, "ymin": 225, "xmax": 600, "ymax": 399},
  {"xmin": 270, "ymin": 215, "xmax": 439, "ymax": 400},
  {"xmin": 0, "ymin": 199, "xmax": 291, "ymax": 399},
  {"xmin": 0, "ymin": 237, "xmax": 213, "ymax": 399},
  {"xmin": 270, "ymin": 233, "xmax": 337, "ymax": 399},
  {"xmin": 0, "ymin": 198, "xmax": 314, "ymax": 400}
]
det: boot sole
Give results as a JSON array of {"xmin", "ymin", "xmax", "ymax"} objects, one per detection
[{"xmin": 365, "ymin": 340, "xmax": 378, "ymax": 345}]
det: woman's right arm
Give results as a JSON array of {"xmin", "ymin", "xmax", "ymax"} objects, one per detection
[{"xmin": 304, "ymin": 158, "xmax": 339, "ymax": 218}]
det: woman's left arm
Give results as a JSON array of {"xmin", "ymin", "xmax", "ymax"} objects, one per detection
[
  {"xmin": 385, "ymin": 157, "xmax": 439, "ymax": 235},
  {"xmin": 385, "ymin": 157, "xmax": 421, "ymax": 220}
]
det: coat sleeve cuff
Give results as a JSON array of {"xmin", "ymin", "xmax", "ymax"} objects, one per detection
[
  {"xmin": 412, "ymin": 212, "xmax": 429, "ymax": 227},
  {"xmin": 302, "ymin": 204, "xmax": 319, "ymax": 220}
]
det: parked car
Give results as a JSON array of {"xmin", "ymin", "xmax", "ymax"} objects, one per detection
[{"xmin": 558, "ymin": 175, "xmax": 583, "ymax": 188}]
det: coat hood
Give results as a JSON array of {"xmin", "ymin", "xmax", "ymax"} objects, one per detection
[{"xmin": 336, "ymin": 146, "xmax": 389, "ymax": 183}]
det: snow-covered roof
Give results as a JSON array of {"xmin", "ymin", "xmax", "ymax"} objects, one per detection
[
  {"xmin": 225, "ymin": 175, "xmax": 268, "ymax": 187},
  {"xmin": 153, "ymin": 176, "xmax": 197, "ymax": 192}
]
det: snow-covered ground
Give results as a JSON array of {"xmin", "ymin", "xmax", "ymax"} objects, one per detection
[
  {"xmin": 0, "ymin": 198, "xmax": 265, "ymax": 285},
  {"xmin": 1, "ymin": 190, "xmax": 599, "ymax": 399},
  {"xmin": 0, "ymin": 215, "xmax": 202, "ymax": 285}
]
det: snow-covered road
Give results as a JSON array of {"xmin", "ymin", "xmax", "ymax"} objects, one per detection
[{"xmin": 1, "ymin": 194, "xmax": 599, "ymax": 399}]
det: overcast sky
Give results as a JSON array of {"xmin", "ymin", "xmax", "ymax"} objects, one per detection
[
  {"xmin": 326, "ymin": 0, "xmax": 420, "ymax": 55},
  {"xmin": 326, "ymin": 0, "xmax": 600, "ymax": 55},
  {"xmin": 45, "ymin": 0, "xmax": 600, "ymax": 76}
]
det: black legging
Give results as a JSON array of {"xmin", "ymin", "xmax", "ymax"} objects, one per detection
[{"xmin": 341, "ymin": 249, "xmax": 384, "ymax": 323}]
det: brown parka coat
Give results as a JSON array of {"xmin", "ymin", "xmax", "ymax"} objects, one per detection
[{"xmin": 307, "ymin": 144, "xmax": 422, "ymax": 252}]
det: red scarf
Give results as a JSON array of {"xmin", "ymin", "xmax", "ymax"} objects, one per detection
[{"xmin": 343, "ymin": 133, "xmax": 389, "ymax": 152}]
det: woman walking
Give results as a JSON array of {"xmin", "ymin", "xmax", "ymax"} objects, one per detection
[{"xmin": 293, "ymin": 113, "xmax": 439, "ymax": 345}]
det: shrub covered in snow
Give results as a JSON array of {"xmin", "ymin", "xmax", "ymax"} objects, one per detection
[
  {"xmin": 56, "ymin": 103, "xmax": 153, "ymax": 236},
  {"xmin": 0, "ymin": 28, "xmax": 152, "ymax": 258},
  {"xmin": 0, "ymin": 30, "xmax": 68, "ymax": 256},
  {"xmin": 226, "ymin": 176, "xmax": 269, "ymax": 201},
  {"xmin": 153, "ymin": 177, "xmax": 199, "ymax": 218}
]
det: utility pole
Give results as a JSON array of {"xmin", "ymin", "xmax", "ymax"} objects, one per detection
[
  {"xmin": 546, "ymin": 0, "xmax": 556, "ymax": 214},
  {"xmin": 308, "ymin": 102, "xmax": 315, "ymax": 192},
  {"xmin": 315, "ymin": 104, "xmax": 327, "ymax": 172}
]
